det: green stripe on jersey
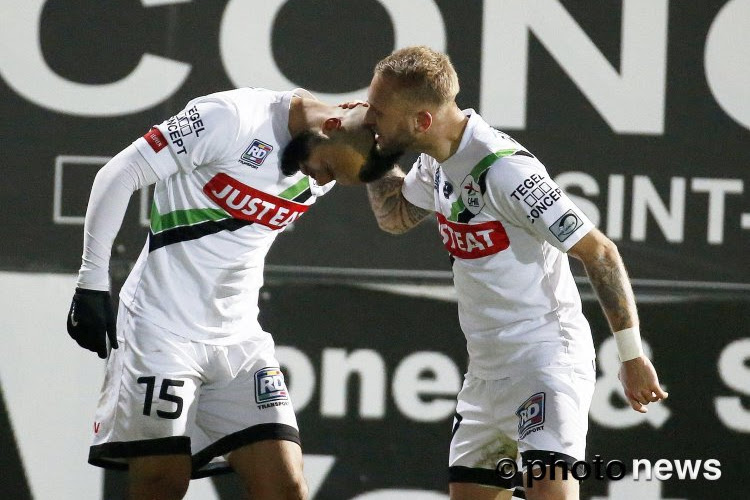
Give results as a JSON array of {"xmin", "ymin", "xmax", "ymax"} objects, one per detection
[
  {"xmin": 150, "ymin": 203, "xmax": 230, "ymax": 234},
  {"xmin": 447, "ymin": 149, "xmax": 517, "ymax": 221},
  {"xmin": 278, "ymin": 177, "xmax": 310, "ymax": 200}
]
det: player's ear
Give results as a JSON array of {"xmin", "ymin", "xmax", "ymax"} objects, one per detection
[
  {"xmin": 323, "ymin": 117, "xmax": 342, "ymax": 132},
  {"xmin": 415, "ymin": 111, "xmax": 432, "ymax": 133}
]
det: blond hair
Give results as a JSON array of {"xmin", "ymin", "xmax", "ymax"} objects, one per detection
[{"xmin": 374, "ymin": 46, "xmax": 459, "ymax": 106}]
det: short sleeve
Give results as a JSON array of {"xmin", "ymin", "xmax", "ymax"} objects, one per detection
[
  {"xmin": 484, "ymin": 154, "xmax": 594, "ymax": 251},
  {"xmin": 401, "ymin": 155, "xmax": 435, "ymax": 211},
  {"xmin": 134, "ymin": 96, "xmax": 240, "ymax": 177}
]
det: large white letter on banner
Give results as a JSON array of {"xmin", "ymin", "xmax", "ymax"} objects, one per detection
[
  {"xmin": 0, "ymin": 1, "xmax": 191, "ymax": 116},
  {"xmin": 705, "ymin": 0, "xmax": 750, "ymax": 131},
  {"xmin": 481, "ymin": 0, "xmax": 668, "ymax": 134},
  {"xmin": 220, "ymin": 0, "xmax": 446, "ymax": 103}
]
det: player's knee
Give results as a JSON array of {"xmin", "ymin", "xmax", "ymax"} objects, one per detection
[
  {"xmin": 285, "ymin": 473, "xmax": 308, "ymax": 500},
  {"xmin": 240, "ymin": 469, "xmax": 307, "ymax": 500},
  {"xmin": 273, "ymin": 471, "xmax": 308, "ymax": 500}
]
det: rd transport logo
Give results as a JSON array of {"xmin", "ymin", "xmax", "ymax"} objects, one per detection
[
  {"xmin": 254, "ymin": 367, "xmax": 290, "ymax": 407},
  {"xmin": 517, "ymin": 392, "xmax": 545, "ymax": 439},
  {"xmin": 240, "ymin": 139, "xmax": 273, "ymax": 167}
]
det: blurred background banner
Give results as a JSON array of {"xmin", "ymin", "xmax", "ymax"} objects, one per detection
[{"xmin": 1, "ymin": 1, "xmax": 748, "ymax": 498}]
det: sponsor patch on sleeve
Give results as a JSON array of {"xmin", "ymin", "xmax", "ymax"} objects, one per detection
[
  {"xmin": 143, "ymin": 127, "xmax": 168, "ymax": 153},
  {"xmin": 549, "ymin": 209, "xmax": 583, "ymax": 242}
]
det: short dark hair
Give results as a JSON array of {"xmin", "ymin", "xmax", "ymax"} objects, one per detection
[
  {"xmin": 280, "ymin": 130, "xmax": 323, "ymax": 177},
  {"xmin": 280, "ymin": 132, "xmax": 401, "ymax": 183}
]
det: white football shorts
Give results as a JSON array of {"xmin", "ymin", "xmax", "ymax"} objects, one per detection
[
  {"xmin": 448, "ymin": 362, "xmax": 595, "ymax": 489},
  {"xmin": 89, "ymin": 304, "xmax": 299, "ymax": 477}
]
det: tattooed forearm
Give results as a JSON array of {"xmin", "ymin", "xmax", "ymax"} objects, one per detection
[
  {"xmin": 584, "ymin": 243, "xmax": 639, "ymax": 332},
  {"xmin": 366, "ymin": 167, "xmax": 431, "ymax": 234}
]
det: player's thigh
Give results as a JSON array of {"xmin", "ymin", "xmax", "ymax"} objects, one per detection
[
  {"xmin": 517, "ymin": 363, "xmax": 595, "ymax": 471},
  {"xmin": 450, "ymin": 482, "xmax": 513, "ymax": 500},
  {"xmin": 449, "ymin": 375, "xmax": 519, "ymax": 490},
  {"xmin": 128, "ymin": 454, "xmax": 192, "ymax": 499},
  {"xmin": 522, "ymin": 465, "xmax": 579, "ymax": 500},
  {"xmin": 228, "ymin": 439, "xmax": 306, "ymax": 496},
  {"xmin": 192, "ymin": 345, "xmax": 301, "ymax": 475}
]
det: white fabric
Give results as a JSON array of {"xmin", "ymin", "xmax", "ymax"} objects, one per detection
[
  {"xmin": 91, "ymin": 303, "xmax": 298, "ymax": 472},
  {"xmin": 449, "ymin": 362, "xmax": 595, "ymax": 472},
  {"xmin": 75, "ymin": 87, "xmax": 332, "ymax": 343},
  {"xmin": 115, "ymin": 88, "xmax": 332, "ymax": 344},
  {"xmin": 402, "ymin": 110, "xmax": 596, "ymax": 379},
  {"xmin": 77, "ymin": 145, "xmax": 160, "ymax": 290}
]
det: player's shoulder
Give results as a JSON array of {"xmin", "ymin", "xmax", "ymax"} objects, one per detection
[
  {"xmin": 482, "ymin": 143, "xmax": 549, "ymax": 197},
  {"xmin": 471, "ymin": 116, "xmax": 528, "ymax": 155},
  {"xmin": 188, "ymin": 87, "xmax": 284, "ymax": 112}
]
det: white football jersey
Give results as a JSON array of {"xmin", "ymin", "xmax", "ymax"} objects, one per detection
[
  {"xmin": 403, "ymin": 110, "xmax": 596, "ymax": 378},
  {"xmin": 121, "ymin": 88, "xmax": 333, "ymax": 344}
]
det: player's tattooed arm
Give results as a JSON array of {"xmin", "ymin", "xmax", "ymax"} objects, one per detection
[
  {"xmin": 571, "ymin": 228, "xmax": 669, "ymax": 412},
  {"xmin": 568, "ymin": 228, "xmax": 638, "ymax": 331},
  {"xmin": 366, "ymin": 166, "xmax": 431, "ymax": 234}
]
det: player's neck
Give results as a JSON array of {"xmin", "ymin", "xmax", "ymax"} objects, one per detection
[
  {"xmin": 288, "ymin": 96, "xmax": 330, "ymax": 136},
  {"xmin": 424, "ymin": 106, "xmax": 469, "ymax": 163}
]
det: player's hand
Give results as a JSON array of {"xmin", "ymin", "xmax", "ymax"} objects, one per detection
[
  {"xmin": 338, "ymin": 100, "xmax": 369, "ymax": 109},
  {"xmin": 618, "ymin": 356, "xmax": 668, "ymax": 413},
  {"xmin": 66, "ymin": 288, "xmax": 118, "ymax": 359}
]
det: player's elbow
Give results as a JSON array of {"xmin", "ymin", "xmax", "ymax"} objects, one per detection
[
  {"xmin": 569, "ymin": 228, "xmax": 620, "ymax": 265},
  {"xmin": 377, "ymin": 218, "xmax": 411, "ymax": 235}
]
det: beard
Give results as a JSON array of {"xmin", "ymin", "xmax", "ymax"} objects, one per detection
[
  {"xmin": 373, "ymin": 125, "xmax": 419, "ymax": 158},
  {"xmin": 358, "ymin": 142, "xmax": 405, "ymax": 183},
  {"xmin": 375, "ymin": 137, "xmax": 412, "ymax": 158}
]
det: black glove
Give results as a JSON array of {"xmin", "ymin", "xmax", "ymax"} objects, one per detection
[{"xmin": 66, "ymin": 288, "xmax": 118, "ymax": 359}]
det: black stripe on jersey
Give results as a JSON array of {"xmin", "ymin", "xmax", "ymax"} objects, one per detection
[
  {"xmin": 456, "ymin": 209, "xmax": 474, "ymax": 224},
  {"xmin": 148, "ymin": 218, "xmax": 252, "ymax": 252},
  {"xmin": 147, "ymin": 188, "xmax": 311, "ymax": 252},
  {"xmin": 292, "ymin": 187, "xmax": 313, "ymax": 204},
  {"xmin": 512, "ymin": 150, "xmax": 535, "ymax": 158},
  {"xmin": 477, "ymin": 169, "xmax": 489, "ymax": 196}
]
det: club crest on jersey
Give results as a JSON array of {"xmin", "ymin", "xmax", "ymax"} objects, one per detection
[
  {"xmin": 254, "ymin": 367, "xmax": 290, "ymax": 407},
  {"xmin": 240, "ymin": 139, "xmax": 273, "ymax": 168},
  {"xmin": 549, "ymin": 209, "xmax": 583, "ymax": 242},
  {"xmin": 516, "ymin": 392, "xmax": 545, "ymax": 439},
  {"xmin": 461, "ymin": 174, "xmax": 484, "ymax": 214}
]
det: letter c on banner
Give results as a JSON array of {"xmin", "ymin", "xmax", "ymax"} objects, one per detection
[
  {"xmin": 705, "ymin": 0, "xmax": 750, "ymax": 131},
  {"xmin": 220, "ymin": 0, "xmax": 447, "ymax": 102},
  {"xmin": 0, "ymin": 0, "xmax": 192, "ymax": 116}
]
